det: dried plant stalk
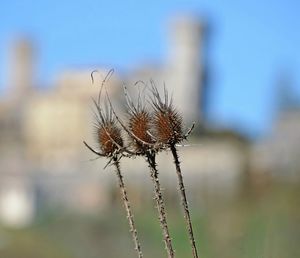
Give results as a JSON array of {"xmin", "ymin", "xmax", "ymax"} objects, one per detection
[
  {"xmin": 146, "ymin": 151, "xmax": 175, "ymax": 258},
  {"xmin": 170, "ymin": 145, "xmax": 198, "ymax": 258},
  {"xmin": 113, "ymin": 157, "xmax": 143, "ymax": 258},
  {"xmin": 122, "ymin": 86, "xmax": 175, "ymax": 257},
  {"xmin": 84, "ymin": 70, "xmax": 144, "ymax": 258},
  {"xmin": 151, "ymin": 82, "xmax": 199, "ymax": 258}
]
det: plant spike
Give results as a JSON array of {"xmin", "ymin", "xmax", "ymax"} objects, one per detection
[
  {"xmin": 150, "ymin": 81, "xmax": 199, "ymax": 258},
  {"xmin": 84, "ymin": 70, "xmax": 143, "ymax": 258},
  {"xmin": 104, "ymin": 79, "xmax": 175, "ymax": 257}
]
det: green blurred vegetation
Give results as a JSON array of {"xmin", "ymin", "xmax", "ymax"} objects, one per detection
[{"xmin": 0, "ymin": 182, "xmax": 299, "ymax": 258}]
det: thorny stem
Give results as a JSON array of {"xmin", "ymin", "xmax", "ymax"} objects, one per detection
[
  {"xmin": 146, "ymin": 151, "xmax": 175, "ymax": 258},
  {"xmin": 170, "ymin": 145, "xmax": 199, "ymax": 258},
  {"xmin": 113, "ymin": 157, "xmax": 143, "ymax": 258}
]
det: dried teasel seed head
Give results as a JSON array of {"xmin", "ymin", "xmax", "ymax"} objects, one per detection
[
  {"xmin": 150, "ymin": 83, "xmax": 183, "ymax": 145},
  {"xmin": 128, "ymin": 110, "xmax": 154, "ymax": 152},
  {"xmin": 153, "ymin": 105, "xmax": 183, "ymax": 145},
  {"xmin": 97, "ymin": 123, "xmax": 123, "ymax": 156}
]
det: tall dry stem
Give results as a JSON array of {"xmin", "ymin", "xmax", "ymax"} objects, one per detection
[
  {"xmin": 113, "ymin": 157, "xmax": 143, "ymax": 258},
  {"xmin": 170, "ymin": 145, "xmax": 198, "ymax": 258},
  {"xmin": 116, "ymin": 84, "xmax": 175, "ymax": 258},
  {"xmin": 150, "ymin": 81, "xmax": 199, "ymax": 258},
  {"xmin": 146, "ymin": 152, "xmax": 175, "ymax": 258},
  {"xmin": 84, "ymin": 70, "xmax": 144, "ymax": 258}
]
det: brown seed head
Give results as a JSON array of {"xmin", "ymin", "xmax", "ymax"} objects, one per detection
[
  {"xmin": 97, "ymin": 123, "xmax": 123, "ymax": 156},
  {"xmin": 150, "ymin": 83, "xmax": 183, "ymax": 145},
  {"xmin": 153, "ymin": 105, "xmax": 183, "ymax": 145},
  {"xmin": 128, "ymin": 110, "xmax": 153, "ymax": 151}
]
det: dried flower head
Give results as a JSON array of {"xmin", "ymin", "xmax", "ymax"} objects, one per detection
[
  {"xmin": 97, "ymin": 121, "xmax": 123, "ymax": 156},
  {"xmin": 122, "ymin": 83, "xmax": 175, "ymax": 257},
  {"xmin": 93, "ymin": 100, "xmax": 124, "ymax": 156},
  {"xmin": 84, "ymin": 99, "xmax": 126, "ymax": 161},
  {"xmin": 84, "ymin": 70, "xmax": 144, "ymax": 258},
  {"xmin": 149, "ymin": 81, "xmax": 198, "ymax": 258},
  {"xmin": 128, "ymin": 109, "xmax": 153, "ymax": 151},
  {"xmin": 122, "ymin": 84, "xmax": 154, "ymax": 152},
  {"xmin": 151, "ymin": 83, "xmax": 184, "ymax": 145}
]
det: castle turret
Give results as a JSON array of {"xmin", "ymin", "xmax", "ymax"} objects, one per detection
[
  {"xmin": 8, "ymin": 38, "xmax": 35, "ymax": 104},
  {"xmin": 166, "ymin": 16, "xmax": 204, "ymax": 125}
]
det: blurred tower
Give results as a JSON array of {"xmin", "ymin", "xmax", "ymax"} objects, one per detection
[
  {"xmin": 8, "ymin": 38, "xmax": 35, "ymax": 104},
  {"xmin": 166, "ymin": 17, "xmax": 204, "ymax": 125}
]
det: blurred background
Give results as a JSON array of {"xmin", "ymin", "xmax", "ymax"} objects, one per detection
[{"xmin": 1, "ymin": 1, "xmax": 300, "ymax": 257}]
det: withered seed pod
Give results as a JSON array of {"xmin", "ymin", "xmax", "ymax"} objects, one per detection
[
  {"xmin": 150, "ymin": 83, "xmax": 184, "ymax": 146},
  {"xmin": 97, "ymin": 123, "xmax": 123, "ymax": 155},
  {"xmin": 128, "ymin": 109, "xmax": 153, "ymax": 152},
  {"xmin": 153, "ymin": 104, "xmax": 183, "ymax": 145}
]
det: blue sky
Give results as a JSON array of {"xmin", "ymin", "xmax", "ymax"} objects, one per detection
[{"xmin": 1, "ymin": 0, "xmax": 300, "ymax": 137}]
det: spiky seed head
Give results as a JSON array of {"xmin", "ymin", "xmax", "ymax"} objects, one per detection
[
  {"xmin": 128, "ymin": 110, "xmax": 153, "ymax": 152},
  {"xmin": 97, "ymin": 123, "xmax": 123, "ymax": 156},
  {"xmin": 153, "ymin": 105, "xmax": 183, "ymax": 145}
]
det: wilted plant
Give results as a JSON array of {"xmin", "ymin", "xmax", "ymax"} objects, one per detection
[
  {"xmin": 83, "ymin": 70, "xmax": 143, "ymax": 258},
  {"xmin": 125, "ymin": 84, "xmax": 175, "ymax": 257},
  {"xmin": 150, "ymin": 81, "xmax": 198, "ymax": 258},
  {"xmin": 84, "ymin": 70, "xmax": 198, "ymax": 258},
  {"xmin": 105, "ymin": 82, "xmax": 175, "ymax": 258}
]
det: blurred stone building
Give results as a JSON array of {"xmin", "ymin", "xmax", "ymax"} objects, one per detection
[
  {"xmin": 251, "ymin": 106, "xmax": 300, "ymax": 184},
  {"xmin": 0, "ymin": 17, "xmax": 249, "ymax": 227}
]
